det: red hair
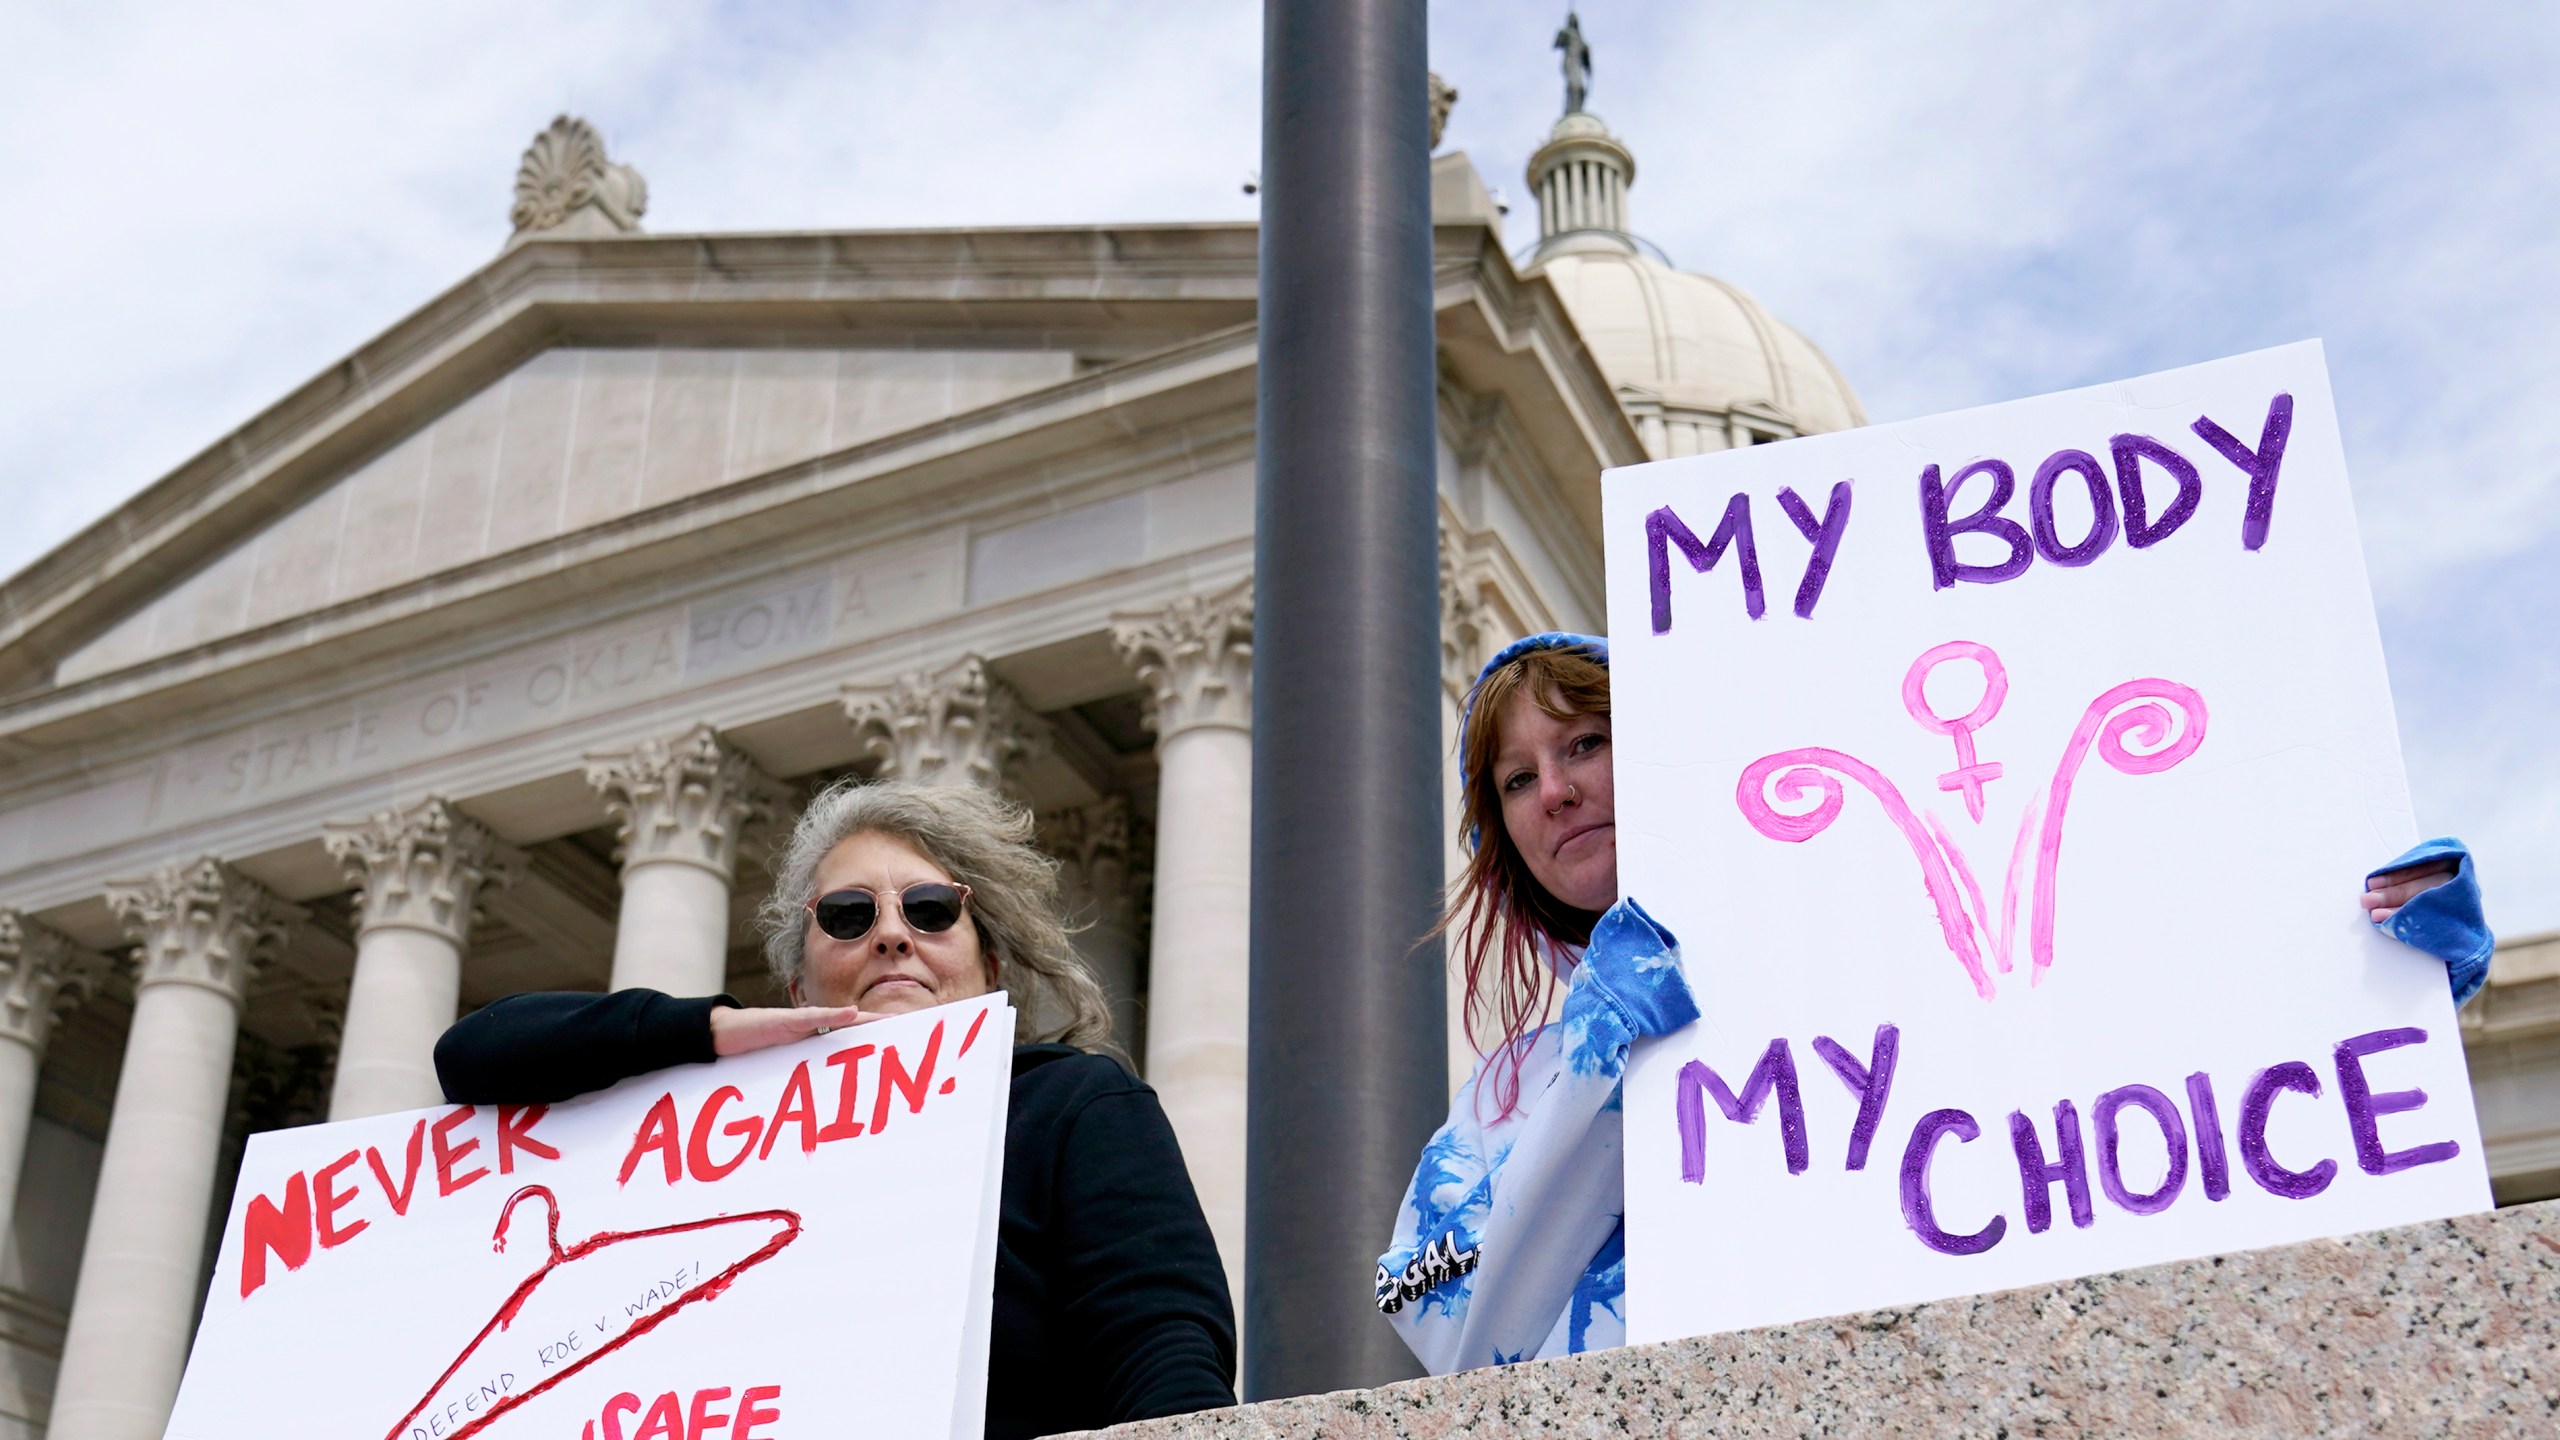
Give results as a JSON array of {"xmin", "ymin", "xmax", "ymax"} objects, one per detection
[{"xmin": 1434, "ymin": 644, "xmax": 1611, "ymax": 1118}]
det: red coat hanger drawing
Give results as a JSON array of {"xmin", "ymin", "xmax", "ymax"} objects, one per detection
[{"xmin": 386, "ymin": 1185, "xmax": 801, "ymax": 1440}]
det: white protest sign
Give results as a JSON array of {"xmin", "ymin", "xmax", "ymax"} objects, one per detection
[
  {"xmin": 167, "ymin": 996, "xmax": 1012, "ymax": 1440},
  {"xmin": 1606, "ymin": 342, "xmax": 2491, "ymax": 1344}
]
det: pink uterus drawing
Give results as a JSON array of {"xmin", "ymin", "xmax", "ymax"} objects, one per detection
[{"xmin": 1736, "ymin": 641, "xmax": 2206, "ymax": 999}]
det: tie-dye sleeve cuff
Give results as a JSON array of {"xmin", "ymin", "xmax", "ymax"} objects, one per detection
[
  {"xmin": 1581, "ymin": 898, "xmax": 1702, "ymax": 1039},
  {"xmin": 2370, "ymin": 837, "xmax": 2494, "ymax": 1007}
]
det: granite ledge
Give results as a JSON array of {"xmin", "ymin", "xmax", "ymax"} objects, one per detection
[{"xmin": 1095, "ymin": 1200, "xmax": 2560, "ymax": 1439}]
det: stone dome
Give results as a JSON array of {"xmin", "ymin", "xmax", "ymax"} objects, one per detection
[
  {"xmin": 1536, "ymin": 248, "xmax": 1867, "ymax": 457},
  {"xmin": 1522, "ymin": 108, "xmax": 1866, "ymax": 458}
]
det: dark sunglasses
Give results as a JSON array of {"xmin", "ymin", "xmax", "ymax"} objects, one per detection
[{"xmin": 805, "ymin": 882, "xmax": 973, "ymax": 942}]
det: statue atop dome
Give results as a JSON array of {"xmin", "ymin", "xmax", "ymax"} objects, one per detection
[
  {"xmin": 1554, "ymin": 10, "xmax": 1593, "ymax": 116},
  {"xmin": 507, "ymin": 115, "xmax": 647, "ymax": 247},
  {"xmin": 1528, "ymin": 10, "xmax": 1634, "ymax": 261},
  {"xmin": 1521, "ymin": 9, "xmax": 1867, "ymax": 454}
]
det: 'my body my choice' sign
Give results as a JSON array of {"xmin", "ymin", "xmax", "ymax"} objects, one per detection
[{"xmin": 1607, "ymin": 343, "xmax": 2490, "ymax": 1343}]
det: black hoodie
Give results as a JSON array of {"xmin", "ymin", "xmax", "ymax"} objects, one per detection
[{"xmin": 435, "ymin": 990, "xmax": 1237, "ymax": 1439}]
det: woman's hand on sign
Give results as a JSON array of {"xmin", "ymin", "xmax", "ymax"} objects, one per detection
[
  {"xmin": 2363, "ymin": 859, "xmax": 2460, "ymax": 924},
  {"xmin": 709, "ymin": 1004, "xmax": 873, "ymax": 1057}
]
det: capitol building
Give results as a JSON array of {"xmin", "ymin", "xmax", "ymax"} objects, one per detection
[{"xmin": 0, "ymin": 68, "xmax": 2547, "ymax": 1440}]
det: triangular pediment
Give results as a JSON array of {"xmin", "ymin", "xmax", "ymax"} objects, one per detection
[
  {"xmin": 0, "ymin": 224, "xmax": 1266, "ymax": 701},
  {"xmin": 0, "ymin": 220, "xmax": 1640, "ymax": 750},
  {"xmin": 56, "ymin": 343, "xmax": 1077, "ymax": 685}
]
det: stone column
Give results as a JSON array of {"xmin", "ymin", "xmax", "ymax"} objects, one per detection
[
  {"xmin": 1439, "ymin": 532, "xmax": 1493, "ymax": 1096},
  {"xmin": 1113, "ymin": 579, "xmax": 1253, "ymax": 1303},
  {"xmin": 585, "ymin": 725, "xmax": 785, "ymax": 997},
  {"xmin": 0, "ymin": 912, "xmax": 104, "ymax": 1244},
  {"xmin": 52, "ymin": 859, "xmax": 298, "ymax": 1440},
  {"xmin": 843, "ymin": 653, "xmax": 1048, "ymax": 789},
  {"xmin": 322, "ymin": 798, "xmax": 526, "ymax": 1120},
  {"xmin": 1041, "ymin": 797, "xmax": 1150, "ymax": 1053}
]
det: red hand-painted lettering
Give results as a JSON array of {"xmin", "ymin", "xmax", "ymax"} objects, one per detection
[
  {"xmin": 314, "ymin": 1150, "xmax": 369, "ymax": 1248},
  {"xmin": 432, "ymin": 1106, "xmax": 490, "ymax": 1197},
  {"xmin": 496, "ymin": 1104, "xmax": 559, "ymax": 1173},
  {"xmin": 240, "ymin": 1172, "xmax": 314, "ymax": 1298}
]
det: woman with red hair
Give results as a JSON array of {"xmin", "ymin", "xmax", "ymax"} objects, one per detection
[{"xmin": 1375, "ymin": 633, "xmax": 2491, "ymax": 1375}]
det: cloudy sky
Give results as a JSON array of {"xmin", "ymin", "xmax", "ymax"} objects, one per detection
[{"xmin": 3, "ymin": 1, "xmax": 2554, "ymax": 930}]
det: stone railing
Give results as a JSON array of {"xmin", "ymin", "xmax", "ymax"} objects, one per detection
[{"xmin": 1095, "ymin": 1199, "xmax": 2559, "ymax": 1437}]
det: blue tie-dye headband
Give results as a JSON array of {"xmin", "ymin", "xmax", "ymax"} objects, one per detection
[{"xmin": 1458, "ymin": 631, "xmax": 1609, "ymax": 850}]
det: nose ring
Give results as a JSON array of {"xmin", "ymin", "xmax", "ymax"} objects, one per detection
[{"xmin": 1547, "ymin": 783, "xmax": 1579, "ymax": 817}]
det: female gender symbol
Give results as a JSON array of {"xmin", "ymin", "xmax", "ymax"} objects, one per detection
[{"xmin": 1902, "ymin": 641, "xmax": 2007, "ymax": 821}]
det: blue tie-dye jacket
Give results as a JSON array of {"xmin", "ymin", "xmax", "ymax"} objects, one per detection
[
  {"xmin": 1375, "ymin": 838, "xmax": 2490, "ymax": 1376},
  {"xmin": 1373, "ymin": 899, "xmax": 1697, "ymax": 1373}
]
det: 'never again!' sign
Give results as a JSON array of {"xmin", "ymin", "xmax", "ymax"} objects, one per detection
[
  {"xmin": 167, "ymin": 997, "xmax": 1012, "ymax": 1440},
  {"xmin": 1607, "ymin": 342, "xmax": 2490, "ymax": 1343}
]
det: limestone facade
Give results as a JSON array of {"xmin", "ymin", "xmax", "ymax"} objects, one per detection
[{"xmin": 2461, "ymin": 929, "xmax": 2560, "ymax": 1205}]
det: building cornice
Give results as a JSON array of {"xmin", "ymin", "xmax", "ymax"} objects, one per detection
[
  {"xmin": 0, "ymin": 321, "xmax": 1263, "ymax": 754},
  {"xmin": 1431, "ymin": 222, "xmax": 1647, "ymax": 542},
  {"xmin": 2, "ymin": 222, "xmax": 1633, "ymax": 750}
]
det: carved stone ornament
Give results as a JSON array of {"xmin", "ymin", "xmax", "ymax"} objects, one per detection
[
  {"xmin": 1041, "ymin": 795, "xmax": 1134, "ymax": 875},
  {"xmin": 1111, "ymin": 578, "xmax": 1255, "ymax": 740},
  {"xmin": 843, "ymin": 654, "xmax": 1049, "ymax": 790},
  {"xmin": 323, "ymin": 798, "xmax": 527, "ymax": 947},
  {"xmin": 0, "ymin": 911, "xmax": 106, "ymax": 1051},
  {"xmin": 585, "ymin": 724, "xmax": 787, "ymax": 880},
  {"xmin": 1440, "ymin": 526, "xmax": 1495, "ymax": 704},
  {"xmin": 103, "ymin": 858, "xmax": 301, "ymax": 1004},
  {"xmin": 509, "ymin": 114, "xmax": 648, "ymax": 242},
  {"xmin": 1428, "ymin": 72, "xmax": 1459, "ymax": 150},
  {"xmin": 1039, "ymin": 796, "xmax": 1151, "ymax": 924}
]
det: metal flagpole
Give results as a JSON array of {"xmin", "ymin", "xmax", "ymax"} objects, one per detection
[{"xmin": 1245, "ymin": 0, "xmax": 1448, "ymax": 1400}]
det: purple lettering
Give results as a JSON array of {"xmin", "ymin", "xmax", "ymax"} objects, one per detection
[
  {"xmin": 2009, "ymin": 1101, "xmax": 2094, "ymax": 1233},
  {"xmin": 2093, "ymin": 1084, "xmax": 2188, "ymax": 1216},
  {"xmin": 2334, "ymin": 1027, "xmax": 2460, "ymax": 1176},
  {"xmin": 1646, "ymin": 495, "xmax": 1765, "ymax": 635},
  {"xmin": 2111, "ymin": 433, "xmax": 2201, "ymax": 548},
  {"xmin": 1918, "ymin": 460, "xmax": 2032, "ymax": 589},
  {"xmin": 2027, "ymin": 449, "xmax": 2118, "ymax": 567},
  {"xmin": 2238, "ymin": 1062, "xmax": 2336, "ymax": 1199},
  {"xmin": 1675, "ymin": 1041, "xmax": 1808, "ymax": 1180},
  {"xmin": 1900, "ymin": 1109, "xmax": 2004, "ymax": 1256},
  {"xmin": 2191, "ymin": 392, "xmax": 2294, "ymax": 552},
  {"xmin": 2185, "ymin": 1071, "xmax": 2231, "ymax": 1201},
  {"xmin": 1774, "ymin": 481, "xmax": 1853, "ymax": 619},
  {"xmin": 1810, "ymin": 1024, "xmax": 1900, "ymax": 1171}
]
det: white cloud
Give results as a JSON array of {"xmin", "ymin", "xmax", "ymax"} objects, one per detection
[{"xmin": 3, "ymin": 0, "xmax": 2552, "ymax": 928}]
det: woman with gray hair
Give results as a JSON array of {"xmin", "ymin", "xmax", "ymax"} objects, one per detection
[{"xmin": 435, "ymin": 778, "xmax": 1236, "ymax": 1439}]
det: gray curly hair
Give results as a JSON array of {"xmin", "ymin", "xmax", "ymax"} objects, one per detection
[{"xmin": 755, "ymin": 777, "xmax": 1112, "ymax": 1050}]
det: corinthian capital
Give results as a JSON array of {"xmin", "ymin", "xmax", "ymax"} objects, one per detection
[
  {"xmin": 0, "ymin": 911, "xmax": 106, "ymax": 1052},
  {"xmin": 104, "ymin": 858, "xmax": 301, "ymax": 1004},
  {"xmin": 323, "ymin": 798, "xmax": 527, "ymax": 947},
  {"xmin": 1041, "ymin": 793, "xmax": 1139, "ymax": 885},
  {"xmin": 842, "ymin": 654, "xmax": 1048, "ymax": 790},
  {"xmin": 1441, "ymin": 527, "xmax": 1494, "ymax": 704},
  {"xmin": 1111, "ymin": 579, "xmax": 1254, "ymax": 740},
  {"xmin": 585, "ymin": 724, "xmax": 788, "ymax": 880},
  {"xmin": 1041, "ymin": 796, "xmax": 1152, "ymax": 926}
]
